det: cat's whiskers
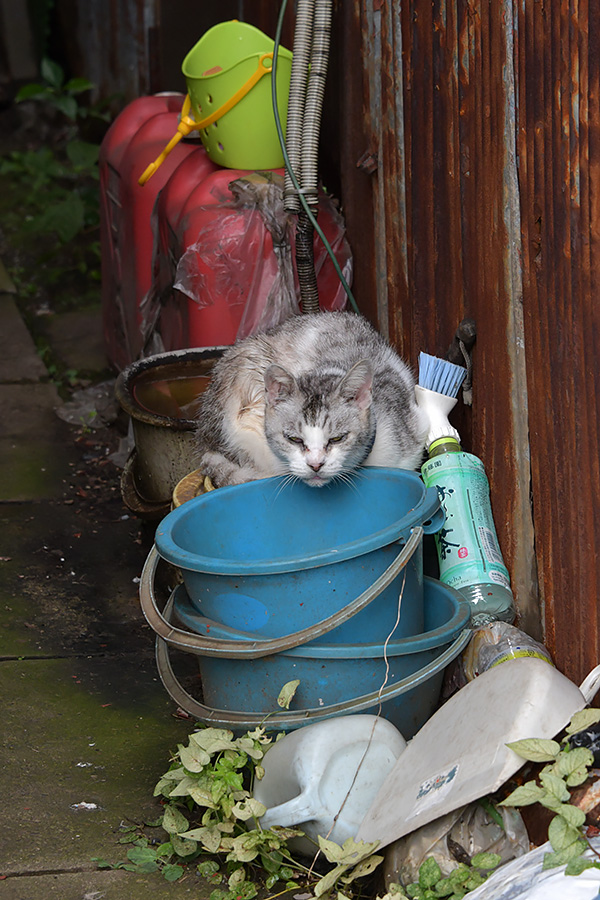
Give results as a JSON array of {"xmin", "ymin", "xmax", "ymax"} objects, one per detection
[
  {"xmin": 332, "ymin": 470, "xmax": 363, "ymax": 496},
  {"xmin": 273, "ymin": 472, "xmax": 299, "ymax": 500}
]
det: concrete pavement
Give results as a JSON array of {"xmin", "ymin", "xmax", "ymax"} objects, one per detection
[{"xmin": 0, "ymin": 292, "xmax": 208, "ymax": 898}]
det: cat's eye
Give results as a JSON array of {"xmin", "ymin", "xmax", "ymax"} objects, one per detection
[
  {"xmin": 328, "ymin": 434, "xmax": 348, "ymax": 445},
  {"xmin": 286, "ymin": 434, "xmax": 304, "ymax": 445}
]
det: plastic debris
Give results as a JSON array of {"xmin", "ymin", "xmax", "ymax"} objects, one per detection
[
  {"xmin": 383, "ymin": 800, "xmax": 530, "ymax": 889},
  {"xmin": 55, "ymin": 381, "xmax": 119, "ymax": 430},
  {"xmin": 464, "ymin": 835, "xmax": 600, "ymax": 899}
]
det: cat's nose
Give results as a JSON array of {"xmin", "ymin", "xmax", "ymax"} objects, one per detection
[{"xmin": 308, "ymin": 461, "xmax": 324, "ymax": 472}]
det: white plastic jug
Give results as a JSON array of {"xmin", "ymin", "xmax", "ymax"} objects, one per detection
[{"xmin": 253, "ymin": 715, "xmax": 407, "ymax": 855}]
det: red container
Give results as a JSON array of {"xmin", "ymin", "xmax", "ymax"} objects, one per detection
[
  {"xmin": 100, "ymin": 94, "xmax": 218, "ymax": 369},
  {"xmin": 151, "ymin": 167, "xmax": 352, "ymax": 350},
  {"xmin": 101, "ymin": 95, "xmax": 352, "ymax": 367}
]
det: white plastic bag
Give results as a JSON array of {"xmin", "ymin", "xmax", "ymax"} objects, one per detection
[{"xmin": 465, "ymin": 836, "xmax": 600, "ymax": 899}]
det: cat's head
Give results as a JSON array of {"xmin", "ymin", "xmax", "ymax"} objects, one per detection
[{"xmin": 263, "ymin": 360, "xmax": 375, "ymax": 487}]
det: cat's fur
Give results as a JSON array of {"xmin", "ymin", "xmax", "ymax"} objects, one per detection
[{"xmin": 195, "ymin": 311, "xmax": 429, "ymax": 487}]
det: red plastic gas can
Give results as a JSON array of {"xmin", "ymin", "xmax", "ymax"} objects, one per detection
[
  {"xmin": 99, "ymin": 94, "xmax": 218, "ymax": 369},
  {"xmin": 149, "ymin": 166, "xmax": 352, "ymax": 351}
]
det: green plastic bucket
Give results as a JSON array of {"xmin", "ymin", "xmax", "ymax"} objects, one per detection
[{"xmin": 182, "ymin": 20, "xmax": 293, "ymax": 170}]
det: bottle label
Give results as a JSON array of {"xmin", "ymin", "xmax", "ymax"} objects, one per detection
[
  {"xmin": 421, "ymin": 451, "xmax": 512, "ymax": 591},
  {"xmin": 489, "ymin": 649, "xmax": 554, "ymax": 669}
]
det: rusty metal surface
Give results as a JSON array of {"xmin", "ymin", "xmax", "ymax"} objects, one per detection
[
  {"xmin": 55, "ymin": 0, "xmax": 258, "ymax": 102},
  {"xmin": 516, "ymin": 0, "xmax": 600, "ymax": 684},
  {"xmin": 54, "ymin": 0, "xmax": 157, "ymax": 102},
  {"xmin": 340, "ymin": 1, "xmax": 539, "ymax": 637},
  {"xmin": 341, "ymin": 0, "xmax": 599, "ymax": 682}
]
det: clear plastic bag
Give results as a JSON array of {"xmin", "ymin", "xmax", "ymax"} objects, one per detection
[
  {"xmin": 569, "ymin": 724, "xmax": 600, "ymax": 766},
  {"xmin": 173, "ymin": 173, "xmax": 297, "ymax": 339},
  {"xmin": 463, "ymin": 622, "xmax": 553, "ymax": 680},
  {"xmin": 142, "ymin": 170, "xmax": 351, "ymax": 353}
]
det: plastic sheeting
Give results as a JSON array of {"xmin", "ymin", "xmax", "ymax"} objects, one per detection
[
  {"xmin": 465, "ymin": 836, "xmax": 600, "ymax": 899},
  {"xmin": 383, "ymin": 801, "xmax": 530, "ymax": 888},
  {"xmin": 143, "ymin": 169, "xmax": 352, "ymax": 354},
  {"xmin": 172, "ymin": 173, "xmax": 299, "ymax": 339}
]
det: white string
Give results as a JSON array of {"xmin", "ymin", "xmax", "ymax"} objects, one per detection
[{"xmin": 307, "ymin": 554, "xmax": 409, "ymax": 873}]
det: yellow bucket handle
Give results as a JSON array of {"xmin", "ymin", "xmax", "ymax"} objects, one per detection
[{"xmin": 138, "ymin": 52, "xmax": 275, "ymax": 186}]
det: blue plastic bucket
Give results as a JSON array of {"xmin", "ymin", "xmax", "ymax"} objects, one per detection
[
  {"xmin": 171, "ymin": 577, "xmax": 471, "ymax": 738},
  {"xmin": 155, "ymin": 468, "xmax": 443, "ymax": 645}
]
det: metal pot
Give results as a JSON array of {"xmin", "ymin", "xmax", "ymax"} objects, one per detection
[{"xmin": 115, "ymin": 347, "xmax": 223, "ymax": 516}]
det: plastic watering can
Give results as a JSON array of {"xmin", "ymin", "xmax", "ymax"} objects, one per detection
[{"xmin": 253, "ymin": 715, "xmax": 407, "ymax": 855}]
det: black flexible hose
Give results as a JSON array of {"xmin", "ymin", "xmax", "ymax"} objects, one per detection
[{"xmin": 296, "ymin": 209, "xmax": 320, "ymax": 313}]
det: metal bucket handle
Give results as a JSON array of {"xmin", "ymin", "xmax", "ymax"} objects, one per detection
[
  {"xmin": 140, "ymin": 527, "xmax": 424, "ymax": 660},
  {"xmin": 153, "ymin": 590, "xmax": 472, "ymax": 729}
]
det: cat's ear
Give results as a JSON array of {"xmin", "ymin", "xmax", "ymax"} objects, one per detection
[
  {"xmin": 337, "ymin": 359, "xmax": 373, "ymax": 410},
  {"xmin": 264, "ymin": 364, "xmax": 297, "ymax": 404}
]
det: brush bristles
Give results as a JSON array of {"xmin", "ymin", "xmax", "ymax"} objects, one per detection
[{"xmin": 419, "ymin": 352, "xmax": 467, "ymax": 398}]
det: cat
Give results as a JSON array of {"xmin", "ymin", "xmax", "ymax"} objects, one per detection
[{"xmin": 195, "ymin": 311, "xmax": 429, "ymax": 488}]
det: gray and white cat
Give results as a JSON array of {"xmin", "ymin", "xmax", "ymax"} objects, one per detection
[{"xmin": 195, "ymin": 311, "xmax": 428, "ymax": 488}]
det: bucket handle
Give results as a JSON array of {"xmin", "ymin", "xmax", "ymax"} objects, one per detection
[
  {"xmin": 153, "ymin": 590, "xmax": 472, "ymax": 729},
  {"xmin": 139, "ymin": 528, "xmax": 423, "ymax": 659},
  {"xmin": 139, "ymin": 52, "xmax": 275, "ymax": 186}
]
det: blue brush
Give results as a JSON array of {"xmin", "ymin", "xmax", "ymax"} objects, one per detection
[
  {"xmin": 418, "ymin": 352, "xmax": 467, "ymax": 398},
  {"xmin": 415, "ymin": 352, "xmax": 467, "ymax": 448}
]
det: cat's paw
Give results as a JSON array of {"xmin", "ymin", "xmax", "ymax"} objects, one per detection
[{"xmin": 199, "ymin": 451, "xmax": 258, "ymax": 488}]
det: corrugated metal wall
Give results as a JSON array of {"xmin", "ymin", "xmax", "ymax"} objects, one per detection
[
  {"xmin": 515, "ymin": 0, "xmax": 600, "ymax": 684},
  {"xmin": 323, "ymin": 0, "xmax": 600, "ymax": 685},
  {"xmin": 53, "ymin": 0, "xmax": 294, "ymax": 103}
]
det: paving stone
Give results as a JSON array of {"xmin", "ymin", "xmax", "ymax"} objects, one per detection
[
  {"xmin": 0, "ymin": 297, "xmax": 215, "ymax": 899},
  {"xmin": 40, "ymin": 307, "xmax": 110, "ymax": 376},
  {"xmin": 0, "ymin": 868, "xmax": 201, "ymax": 899},
  {"xmin": 0, "ymin": 294, "xmax": 47, "ymax": 382},
  {"xmin": 0, "ymin": 384, "xmax": 79, "ymax": 501},
  {"xmin": 0, "ymin": 499, "xmax": 151, "ymax": 660},
  {"xmin": 0, "ymin": 656, "xmax": 192, "ymax": 876}
]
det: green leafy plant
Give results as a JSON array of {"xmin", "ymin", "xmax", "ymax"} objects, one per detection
[
  {"xmin": 311, "ymin": 835, "xmax": 383, "ymax": 898},
  {"xmin": 0, "ymin": 140, "xmax": 99, "ymax": 244},
  {"xmin": 94, "ymin": 680, "xmax": 507, "ymax": 898},
  {"xmin": 379, "ymin": 854, "xmax": 501, "ymax": 900},
  {"xmin": 94, "ymin": 680, "xmax": 387, "ymax": 899},
  {"xmin": 500, "ymin": 707, "xmax": 600, "ymax": 875},
  {"xmin": 95, "ymin": 722, "xmax": 385, "ymax": 896},
  {"xmin": 0, "ymin": 57, "xmax": 107, "ymax": 314},
  {"xmin": 16, "ymin": 57, "xmax": 96, "ymax": 122},
  {"xmin": 95, "ymin": 826, "xmax": 186, "ymax": 882},
  {"xmin": 152, "ymin": 724, "xmax": 310, "ymax": 892}
]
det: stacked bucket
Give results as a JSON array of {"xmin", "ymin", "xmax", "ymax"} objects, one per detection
[{"xmin": 140, "ymin": 468, "xmax": 472, "ymax": 737}]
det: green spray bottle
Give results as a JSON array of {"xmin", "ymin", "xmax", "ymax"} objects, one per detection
[{"xmin": 416, "ymin": 353, "xmax": 516, "ymax": 626}]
